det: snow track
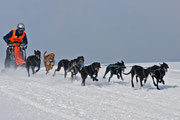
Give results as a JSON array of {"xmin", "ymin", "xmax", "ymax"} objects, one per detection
[{"xmin": 0, "ymin": 62, "xmax": 180, "ymax": 120}]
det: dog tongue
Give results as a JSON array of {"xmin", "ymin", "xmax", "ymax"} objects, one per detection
[
  {"xmin": 36, "ymin": 55, "xmax": 40, "ymax": 59},
  {"xmin": 150, "ymin": 73, "xmax": 154, "ymax": 76},
  {"xmin": 95, "ymin": 68, "xmax": 99, "ymax": 71}
]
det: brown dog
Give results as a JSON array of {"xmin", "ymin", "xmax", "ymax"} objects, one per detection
[{"xmin": 43, "ymin": 51, "xmax": 55, "ymax": 74}]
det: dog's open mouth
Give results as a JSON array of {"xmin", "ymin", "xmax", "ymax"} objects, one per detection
[
  {"xmin": 80, "ymin": 61, "xmax": 84, "ymax": 66},
  {"xmin": 121, "ymin": 67, "xmax": 125, "ymax": 72},
  {"xmin": 150, "ymin": 72, "xmax": 155, "ymax": 77},
  {"xmin": 36, "ymin": 55, "xmax": 40, "ymax": 59},
  {"xmin": 95, "ymin": 68, "xmax": 99, "ymax": 71},
  {"xmin": 49, "ymin": 59, "xmax": 53, "ymax": 62},
  {"xmin": 164, "ymin": 68, "xmax": 168, "ymax": 72}
]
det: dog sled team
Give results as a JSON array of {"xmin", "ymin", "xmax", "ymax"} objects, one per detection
[{"xmin": 2, "ymin": 23, "xmax": 169, "ymax": 90}]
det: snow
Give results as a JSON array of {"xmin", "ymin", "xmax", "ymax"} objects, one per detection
[{"xmin": 0, "ymin": 62, "xmax": 180, "ymax": 120}]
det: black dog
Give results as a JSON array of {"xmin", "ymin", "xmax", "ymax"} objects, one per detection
[
  {"xmin": 79, "ymin": 62, "xmax": 101, "ymax": 86},
  {"xmin": 67, "ymin": 56, "xmax": 84, "ymax": 78},
  {"xmin": 26, "ymin": 50, "xmax": 41, "ymax": 77},
  {"xmin": 53, "ymin": 56, "xmax": 84, "ymax": 79},
  {"xmin": 123, "ymin": 65, "xmax": 153, "ymax": 88},
  {"xmin": 150, "ymin": 62, "xmax": 169, "ymax": 90},
  {"xmin": 53, "ymin": 59, "xmax": 70, "ymax": 78},
  {"xmin": 103, "ymin": 61, "xmax": 126, "ymax": 82}
]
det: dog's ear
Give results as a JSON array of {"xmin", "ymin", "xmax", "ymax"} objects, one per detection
[
  {"xmin": 37, "ymin": 50, "xmax": 41, "ymax": 55},
  {"xmin": 91, "ymin": 62, "xmax": 95, "ymax": 67},
  {"xmin": 121, "ymin": 60, "xmax": 124, "ymax": 63},
  {"xmin": 34, "ymin": 50, "xmax": 37, "ymax": 54},
  {"xmin": 98, "ymin": 62, "xmax": 101, "ymax": 68}
]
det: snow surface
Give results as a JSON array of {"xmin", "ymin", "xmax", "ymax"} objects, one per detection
[{"xmin": 0, "ymin": 62, "xmax": 180, "ymax": 120}]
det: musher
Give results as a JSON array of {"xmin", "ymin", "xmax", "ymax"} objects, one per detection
[{"xmin": 3, "ymin": 23, "xmax": 28, "ymax": 68}]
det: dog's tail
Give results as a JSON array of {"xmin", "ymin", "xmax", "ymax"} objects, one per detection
[
  {"xmin": 43, "ymin": 51, "xmax": 47, "ymax": 66},
  {"xmin": 123, "ymin": 70, "xmax": 131, "ymax": 75},
  {"xmin": 53, "ymin": 60, "xmax": 63, "ymax": 77},
  {"xmin": 43, "ymin": 51, "xmax": 47, "ymax": 59}
]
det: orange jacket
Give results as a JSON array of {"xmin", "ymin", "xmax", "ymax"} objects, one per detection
[{"xmin": 9, "ymin": 29, "xmax": 25, "ymax": 43}]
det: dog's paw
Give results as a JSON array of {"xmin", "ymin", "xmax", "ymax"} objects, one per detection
[
  {"xmin": 81, "ymin": 83, "xmax": 85, "ymax": 86},
  {"xmin": 162, "ymin": 81, "xmax": 165, "ymax": 84},
  {"xmin": 157, "ymin": 87, "xmax": 160, "ymax": 90}
]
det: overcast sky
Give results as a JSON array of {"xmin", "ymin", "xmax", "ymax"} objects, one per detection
[{"xmin": 0, "ymin": 0, "xmax": 180, "ymax": 64}]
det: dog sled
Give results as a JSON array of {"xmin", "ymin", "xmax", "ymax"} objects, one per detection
[{"xmin": 4, "ymin": 41, "xmax": 27, "ymax": 69}]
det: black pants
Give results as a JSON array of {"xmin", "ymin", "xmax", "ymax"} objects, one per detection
[{"xmin": 4, "ymin": 47, "xmax": 13, "ymax": 68}]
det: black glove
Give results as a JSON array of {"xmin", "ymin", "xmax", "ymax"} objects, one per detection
[
  {"xmin": 7, "ymin": 41, "xmax": 13, "ymax": 45},
  {"xmin": 20, "ymin": 43, "xmax": 27, "ymax": 50},
  {"xmin": 20, "ymin": 41, "xmax": 24, "ymax": 45}
]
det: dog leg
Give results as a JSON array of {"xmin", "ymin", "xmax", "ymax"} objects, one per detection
[
  {"xmin": 152, "ymin": 76, "xmax": 157, "ymax": 86},
  {"xmin": 71, "ymin": 72, "xmax": 74, "ymax": 80},
  {"xmin": 27, "ymin": 66, "xmax": 30, "ymax": 77},
  {"xmin": 103, "ymin": 67, "xmax": 110, "ymax": 79},
  {"xmin": 162, "ymin": 80, "xmax": 165, "ymax": 84},
  {"xmin": 64, "ymin": 71, "xmax": 67, "ymax": 78},
  {"xmin": 46, "ymin": 70, "xmax": 49, "ymax": 75},
  {"xmin": 140, "ymin": 78, "xmax": 144, "ymax": 87},
  {"xmin": 117, "ymin": 74, "xmax": 120, "ymax": 79},
  {"xmin": 131, "ymin": 74, "xmax": 135, "ymax": 88},
  {"xmin": 144, "ymin": 78, "xmax": 147, "ymax": 85},
  {"xmin": 81, "ymin": 71, "xmax": 88, "ymax": 86},
  {"xmin": 31, "ymin": 66, "xmax": 35, "ymax": 74},
  {"xmin": 93, "ymin": 76, "xmax": 98, "ymax": 81},
  {"xmin": 161, "ymin": 78, "xmax": 165, "ymax": 84},
  {"xmin": 81, "ymin": 80, "xmax": 85, "ymax": 86},
  {"xmin": 157, "ymin": 83, "xmax": 160, "ymax": 90},
  {"xmin": 156, "ymin": 78, "xmax": 160, "ymax": 90},
  {"xmin": 108, "ymin": 73, "xmax": 113, "ymax": 82},
  {"xmin": 53, "ymin": 70, "xmax": 57, "ymax": 76},
  {"xmin": 136, "ymin": 76, "xmax": 138, "ymax": 83},
  {"xmin": 119, "ymin": 72, "xmax": 124, "ymax": 80},
  {"xmin": 81, "ymin": 74, "xmax": 87, "ymax": 86}
]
